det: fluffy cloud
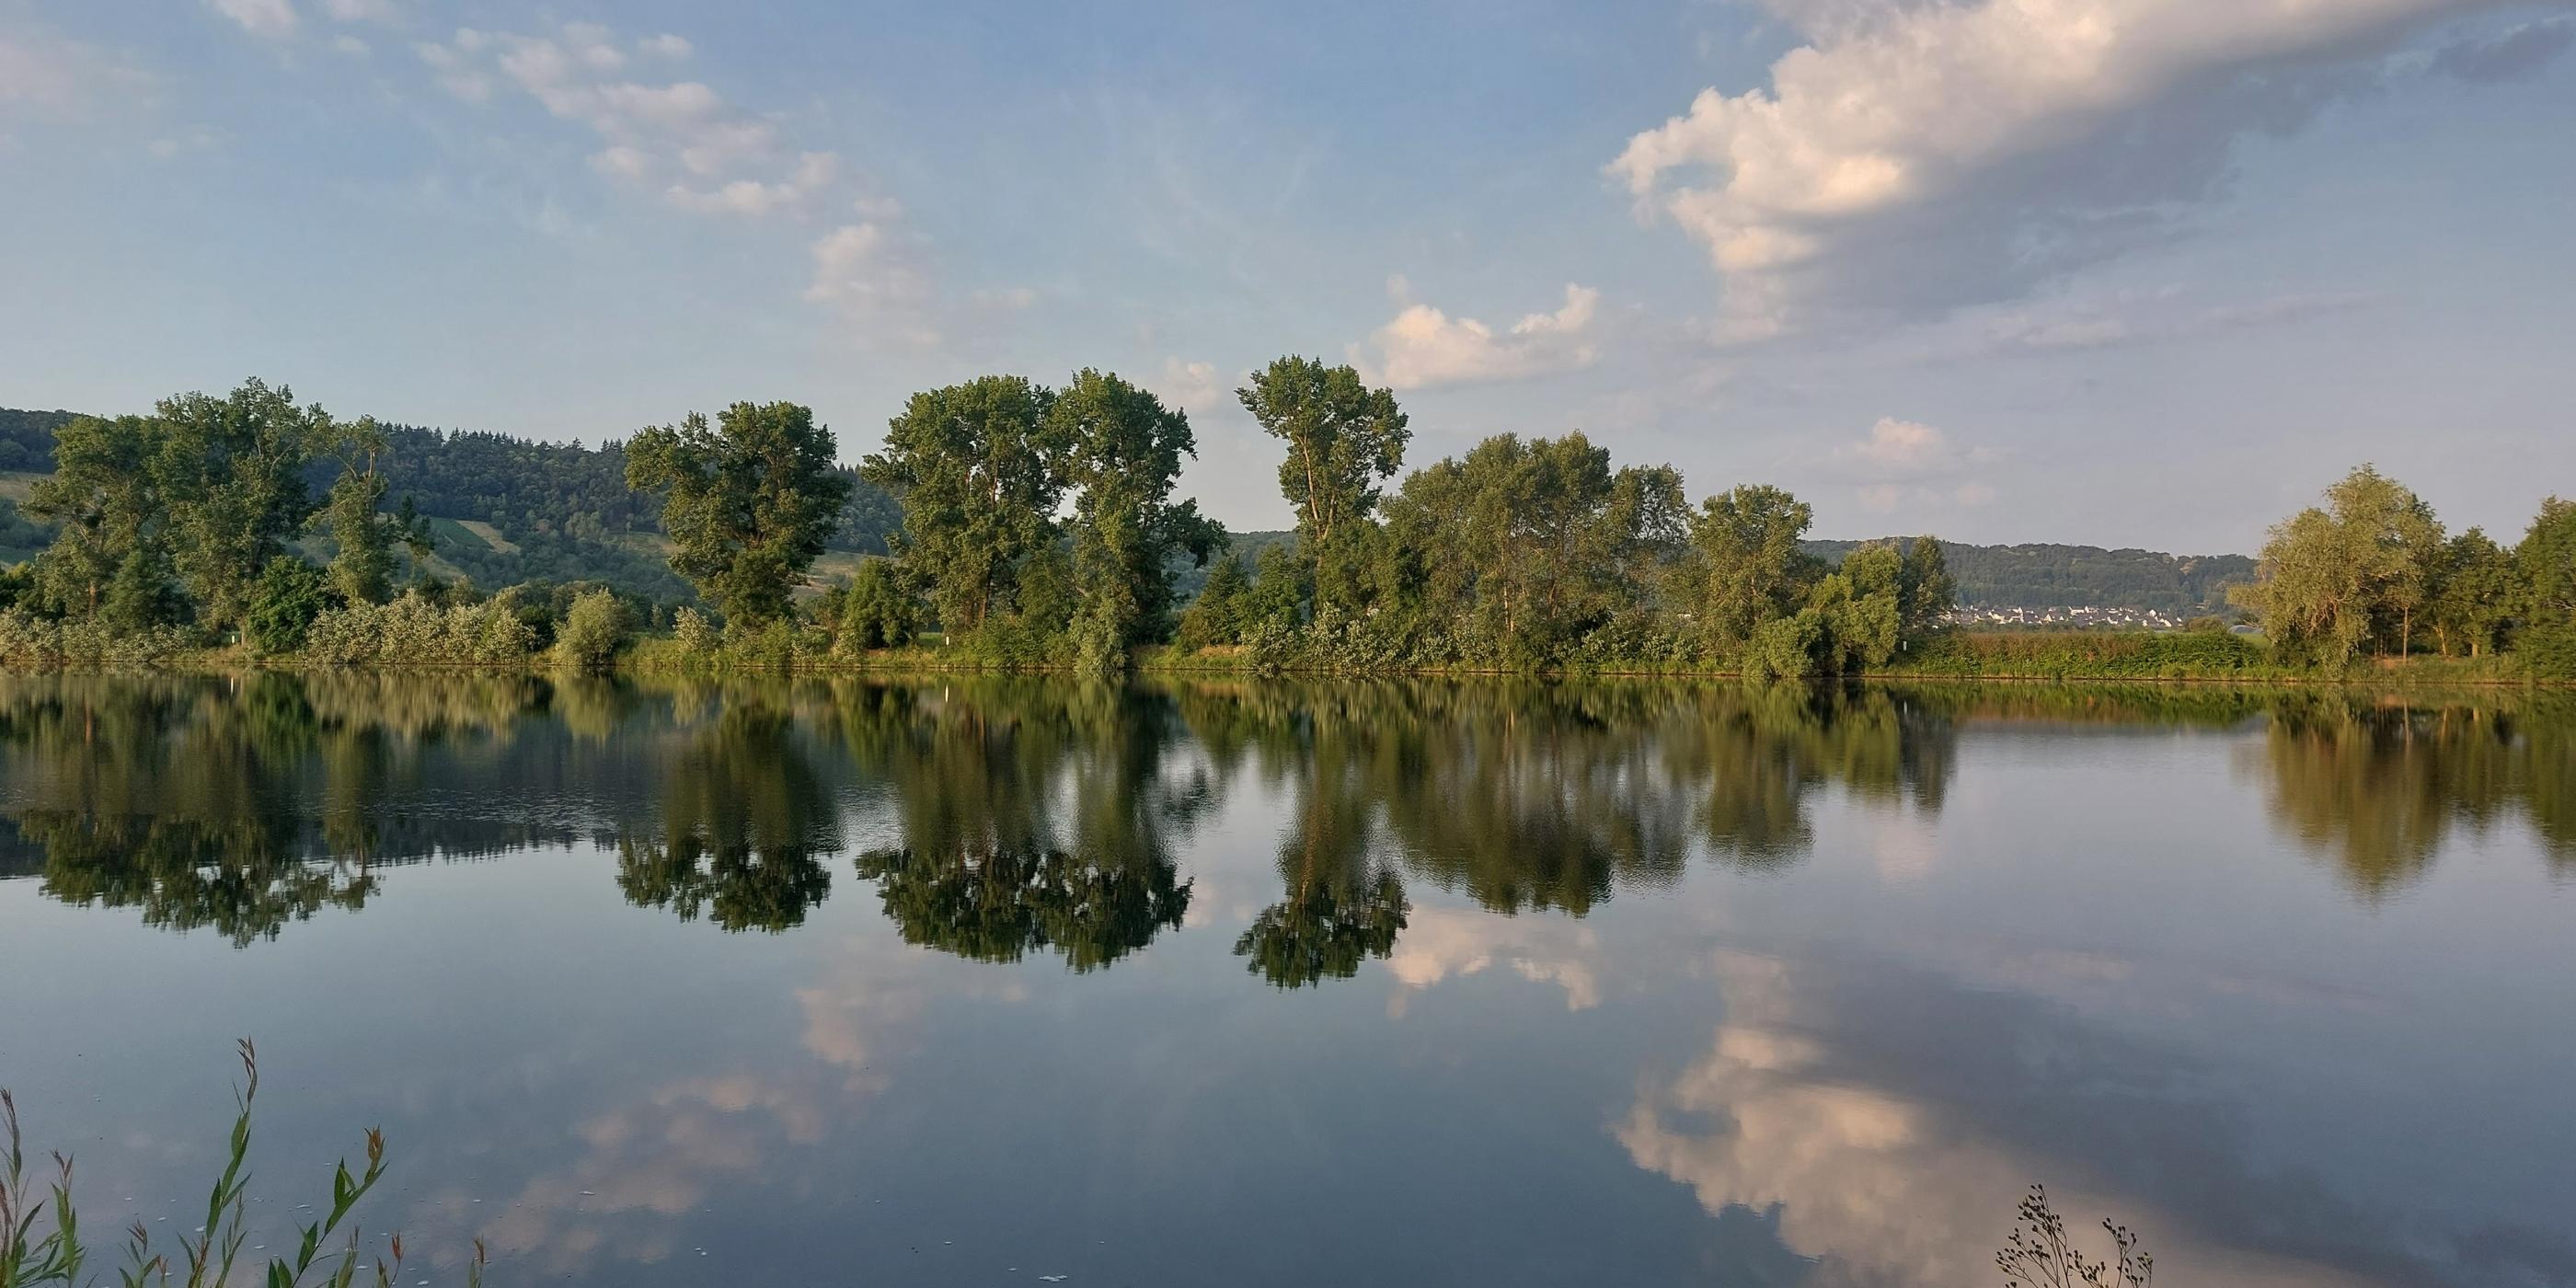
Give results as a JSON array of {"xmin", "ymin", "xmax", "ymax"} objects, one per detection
[
  {"xmin": 418, "ymin": 23, "xmax": 819, "ymax": 214},
  {"xmin": 1615, "ymin": 951, "xmax": 2373, "ymax": 1288},
  {"xmin": 206, "ymin": 0, "xmax": 297, "ymax": 38},
  {"xmin": 1361, "ymin": 283, "xmax": 1602, "ymax": 389},
  {"xmin": 1611, "ymin": 0, "xmax": 2517, "ymax": 336},
  {"xmin": 665, "ymin": 150, "xmax": 838, "ymax": 216},
  {"xmin": 319, "ymin": 0, "xmax": 397, "ymax": 22},
  {"xmin": 1383, "ymin": 907, "xmax": 1604, "ymax": 1014},
  {"xmin": 1153, "ymin": 358, "xmax": 1228, "ymax": 419},
  {"xmin": 804, "ymin": 221, "xmax": 941, "ymax": 346},
  {"xmin": 1830, "ymin": 418, "xmax": 1997, "ymax": 512}
]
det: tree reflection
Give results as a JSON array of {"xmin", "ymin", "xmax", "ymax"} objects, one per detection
[
  {"xmin": 0, "ymin": 672, "xmax": 558, "ymax": 944},
  {"xmin": 834, "ymin": 679, "xmax": 1200, "ymax": 971},
  {"xmin": 2245, "ymin": 693, "xmax": 2576, "ymax": 897},
  {"xmin": 615, "ymin": 696, "xmax": 839, "ymax": 932},
  {"xmin": 1229, "ymin": 691, "xmax": 1409, "ymax": 987},
  {"xmin": 1173, "ymin": 680, "xmax": 1957, "ymax": 979}
]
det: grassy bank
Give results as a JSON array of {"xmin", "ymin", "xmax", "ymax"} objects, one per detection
[{"xmin": 0, "ymin": 629, "xmax": 2557, "ymax": 687}]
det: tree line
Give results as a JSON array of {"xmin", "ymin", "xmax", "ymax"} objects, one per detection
[
  {"xmin": 779, "ymin": 355, "xmax": 1956, "ymax": 677},
  {"xmin": 6, "ymin": 371, "xmax": 2570, "ymax": 681},
  {"xmin": 2229, "ymin": 465, "xmax": 2576, "ymax": 675}
]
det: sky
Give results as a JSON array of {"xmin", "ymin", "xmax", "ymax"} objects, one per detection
[{"xmin": 2, "ymin": 0, "xmax": 2571, "ymax": 553}]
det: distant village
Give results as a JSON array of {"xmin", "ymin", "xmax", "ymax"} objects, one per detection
[{"xmin": 1950, "ymin": 604, "xmax": 2252, "ymax": 632}]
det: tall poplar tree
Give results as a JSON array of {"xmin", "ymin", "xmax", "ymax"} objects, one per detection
[
  {"xmin": 862, "ymin": 376, "xmax": 1067, "ymax": 637},
  {"xmin": 627, "ymin": 401, "xmax": 851, "ymax": 627},
  {"xmin": 1237, "ymin": 357, "xmax": 1408, "ymax": 615}
]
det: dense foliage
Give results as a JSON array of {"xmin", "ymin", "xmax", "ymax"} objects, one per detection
[
  {"xmin": 2228, "ymin": 466, "xmax": 2576, "ymax": 675},
  {"xmin": 858, "ymin": 371, "xmax": 1222, "ymax": 672},
  {"xmin": 625, "ymin": 401, "xmax": 852, "ymax": 628},
  {"xmin": 5, "ymin": 383, "xmax": 2570, "ymax": 682}
]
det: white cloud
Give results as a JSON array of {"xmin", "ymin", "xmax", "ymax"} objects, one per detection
[
  {"xmin": 1611, "ymin": 0, "xmax": 2506, "ymax": 335},
  {"xmin": 418, "ymin": 23, "xmax": 843, "ymax": 219},
  {"xmin": 589, "ymin": 144, "xmax": 651, "ymax": 179},
  {"xmin": 804, "ymin": 223, "xmax": 941, "ymax": 346},
  {"xmin": 320, "ymin": 0, "xmax": 396, "ymax": 22},
  {"xmin": 1154, "ymin": 358, "xmax": 1227, "ymax": 420},
  {"xmin": 1839, "ymin": 417, "xmax": 1950, "ymax": 475},
  {"xmin": 1831, "ymin": 418, "xmax": 1999, "ymax": 512},
  {"xmin": 665, "ymin": 150, "xmax": 837, "ymax": 216},
  {"xmin": 1361, "ymin": 283, "xmax": 1602, "ymax": 390},
  {"xmin": 1384, "ymin": 908, "xmax": 1604, "ymax": 1014},
  {"xmin": 207, "ymin": 0, "xmax": 298, "ymax": 38}
]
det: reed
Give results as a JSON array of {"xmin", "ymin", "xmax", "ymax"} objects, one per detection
[{"xmin": 0, "ymin": 1041, "xmax": 483, "ymax": 1288}]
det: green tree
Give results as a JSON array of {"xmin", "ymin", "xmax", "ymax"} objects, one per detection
[
  {"xmin": 2231, "ymin": 465, "xmax": 2443, "ymax": 666},
  {"xmin": 555, "ymin": 586, "xmax": 634, "ymax": 670},
  {"xmin": 26, "ymin": 414, "xmax": 170, "ymax": 627},
  {"xmin": 1806, "ymin": 543, "xmax": 1903, "ymax": 673},
  {"xmin": 1899, "ymin": 535, "xmax": 1958, "ymax": 645},
  {"xmin": 1384, "ymin": 431, "xmax": 1685, "ymax": 665},
  {"xmin": 245, "ymin": 556, "xmax": 336, "ymax": 656},
  {"xmin": 1683, "ymin": 484, "xmax": 1818, "ymax": 656},
  {"xmin": 319, "ymin": 417, "xmax": 432, "ymax": 606},
  {"xmin": 822, "ymin": 558, "xmax": 921, "ymax": 652},
  {"xmin": 626, "ymin": 401, "xmax": 852, "ymax": 628},
  {"xmin": 1173, "ymin": 550, "xmax": 1249, "ymax": 650},
  {"xmin": 2427, "ymin": 527, "xmax": 2514, "ymax": 658},
  {"xmin": 1241, "ymin": 543, "xmax": 1310, "ymax": 636},
  {"xmin": 154, "ymin": 379, "xmax": 336, "ymax": 639},
  {"xmin": 862, "ymin": 376, "xmax": 1068, "ymax": 637},
  {"xmin": 2516, "ymin": 497, "xmax": 2576, "ymax": 678},
  {"xmin": 1237, "ymin": 357, "xmax": 1408, "ymax": 614},
  {"xmin": 1050, "ymin": 370, "xmax": 1224, "ymax": 668}
]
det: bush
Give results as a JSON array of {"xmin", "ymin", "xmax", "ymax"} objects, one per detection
[
  {"xmin": 1895, "ymin": 629, "xmax": 2273, "ymax": 678},
  {"xmin": 246, "ymin": 556, "xmax": 337, "ymax": 656},
  {"xmin": 302, "ymin": 591, "xmax": 539, "ymax": 666},
  {"xmin": 821, "ymin": 559, "xmax": 920, "ymax": 654},
  {"xmin": 555, "ymin": 586, "xmax": 634, "ymax": 671},
  {"xmin": 673, "ymin": 606, "xmax": 718, "ymax": 657},
  {"xmin": 1752, "ymin": 611, "xmax": 1825, "ymax": 679},
  {"xmin": 0, "ymin": 607, "xmax": 196, "ymax": 670}
]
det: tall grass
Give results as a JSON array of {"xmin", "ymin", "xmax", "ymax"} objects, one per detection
[
  {"xmin": 1998, "ymin": 1185, "xmax": 2153, "ymax": 1288},
  {"xmin": 0, "ymin": 1041, "xmax": 483, "ymax": 1288}
]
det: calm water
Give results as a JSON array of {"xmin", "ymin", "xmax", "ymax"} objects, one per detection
[{"xmin": 2, "ymin": 674, "xmax": 2570, "ymax": 1288}]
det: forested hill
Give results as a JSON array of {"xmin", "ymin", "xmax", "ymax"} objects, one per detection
[
  {"xmin": 1, "ymin": 406, "xmax": 903, "ymax": 603},
  {"xmin": 1804, "ymin": 539, "xmax": 2253, "ymax": 615}
]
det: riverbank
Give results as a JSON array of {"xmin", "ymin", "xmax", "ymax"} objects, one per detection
[{"xmin": 0, "ymin": 629, "xmax": 2558, "ymax": 686}]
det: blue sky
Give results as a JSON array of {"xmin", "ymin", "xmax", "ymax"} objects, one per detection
[{"xmin": 3, "ymin": 0, "xmax": 2570, "ymax": 551}]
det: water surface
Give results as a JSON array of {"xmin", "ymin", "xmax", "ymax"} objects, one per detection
[{"xmin": 2, "ymin": 674, "xmax": 2570, "ymax": 1287}]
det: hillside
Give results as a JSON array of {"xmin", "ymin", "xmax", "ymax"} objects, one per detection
[
  {"xmin": 1804, "ymin": 538, "xmax": 2254, "ymax": 615},
  {"xmin": 0, "ymin": 406, "xmax": 903, "ymax": 607}
]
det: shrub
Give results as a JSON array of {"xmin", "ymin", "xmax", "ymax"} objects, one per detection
[
  {"xmin": 673, "ymin": 606, "xmax": 718, "ymax": 657},
  {"xmin": 246, "ymin": 556, "xmax": 337, "ymax": 657},
  {"xmin": 826, "ymin": 559, "xmax": 919, "ymax": 652},
  {"xmin": 302, "ymin": 591, "xmax": 539, "ymax": 666},
  {"xmin": 0, "ymin": 607, "xmax": 196, "ymax": 671},
  {"xmin": 555, "ymin": 586, "xmax": 633, "ymax": 671}
]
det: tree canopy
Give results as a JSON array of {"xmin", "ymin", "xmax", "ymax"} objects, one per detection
[{"xmin": 626, "ymin": 400, "xmax": 852, "ymax": 628}]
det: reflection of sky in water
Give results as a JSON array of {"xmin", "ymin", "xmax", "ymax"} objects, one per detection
[{"xmin": 0, "ymin": 676, "xmax": 2570, "ymax": 1287}]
